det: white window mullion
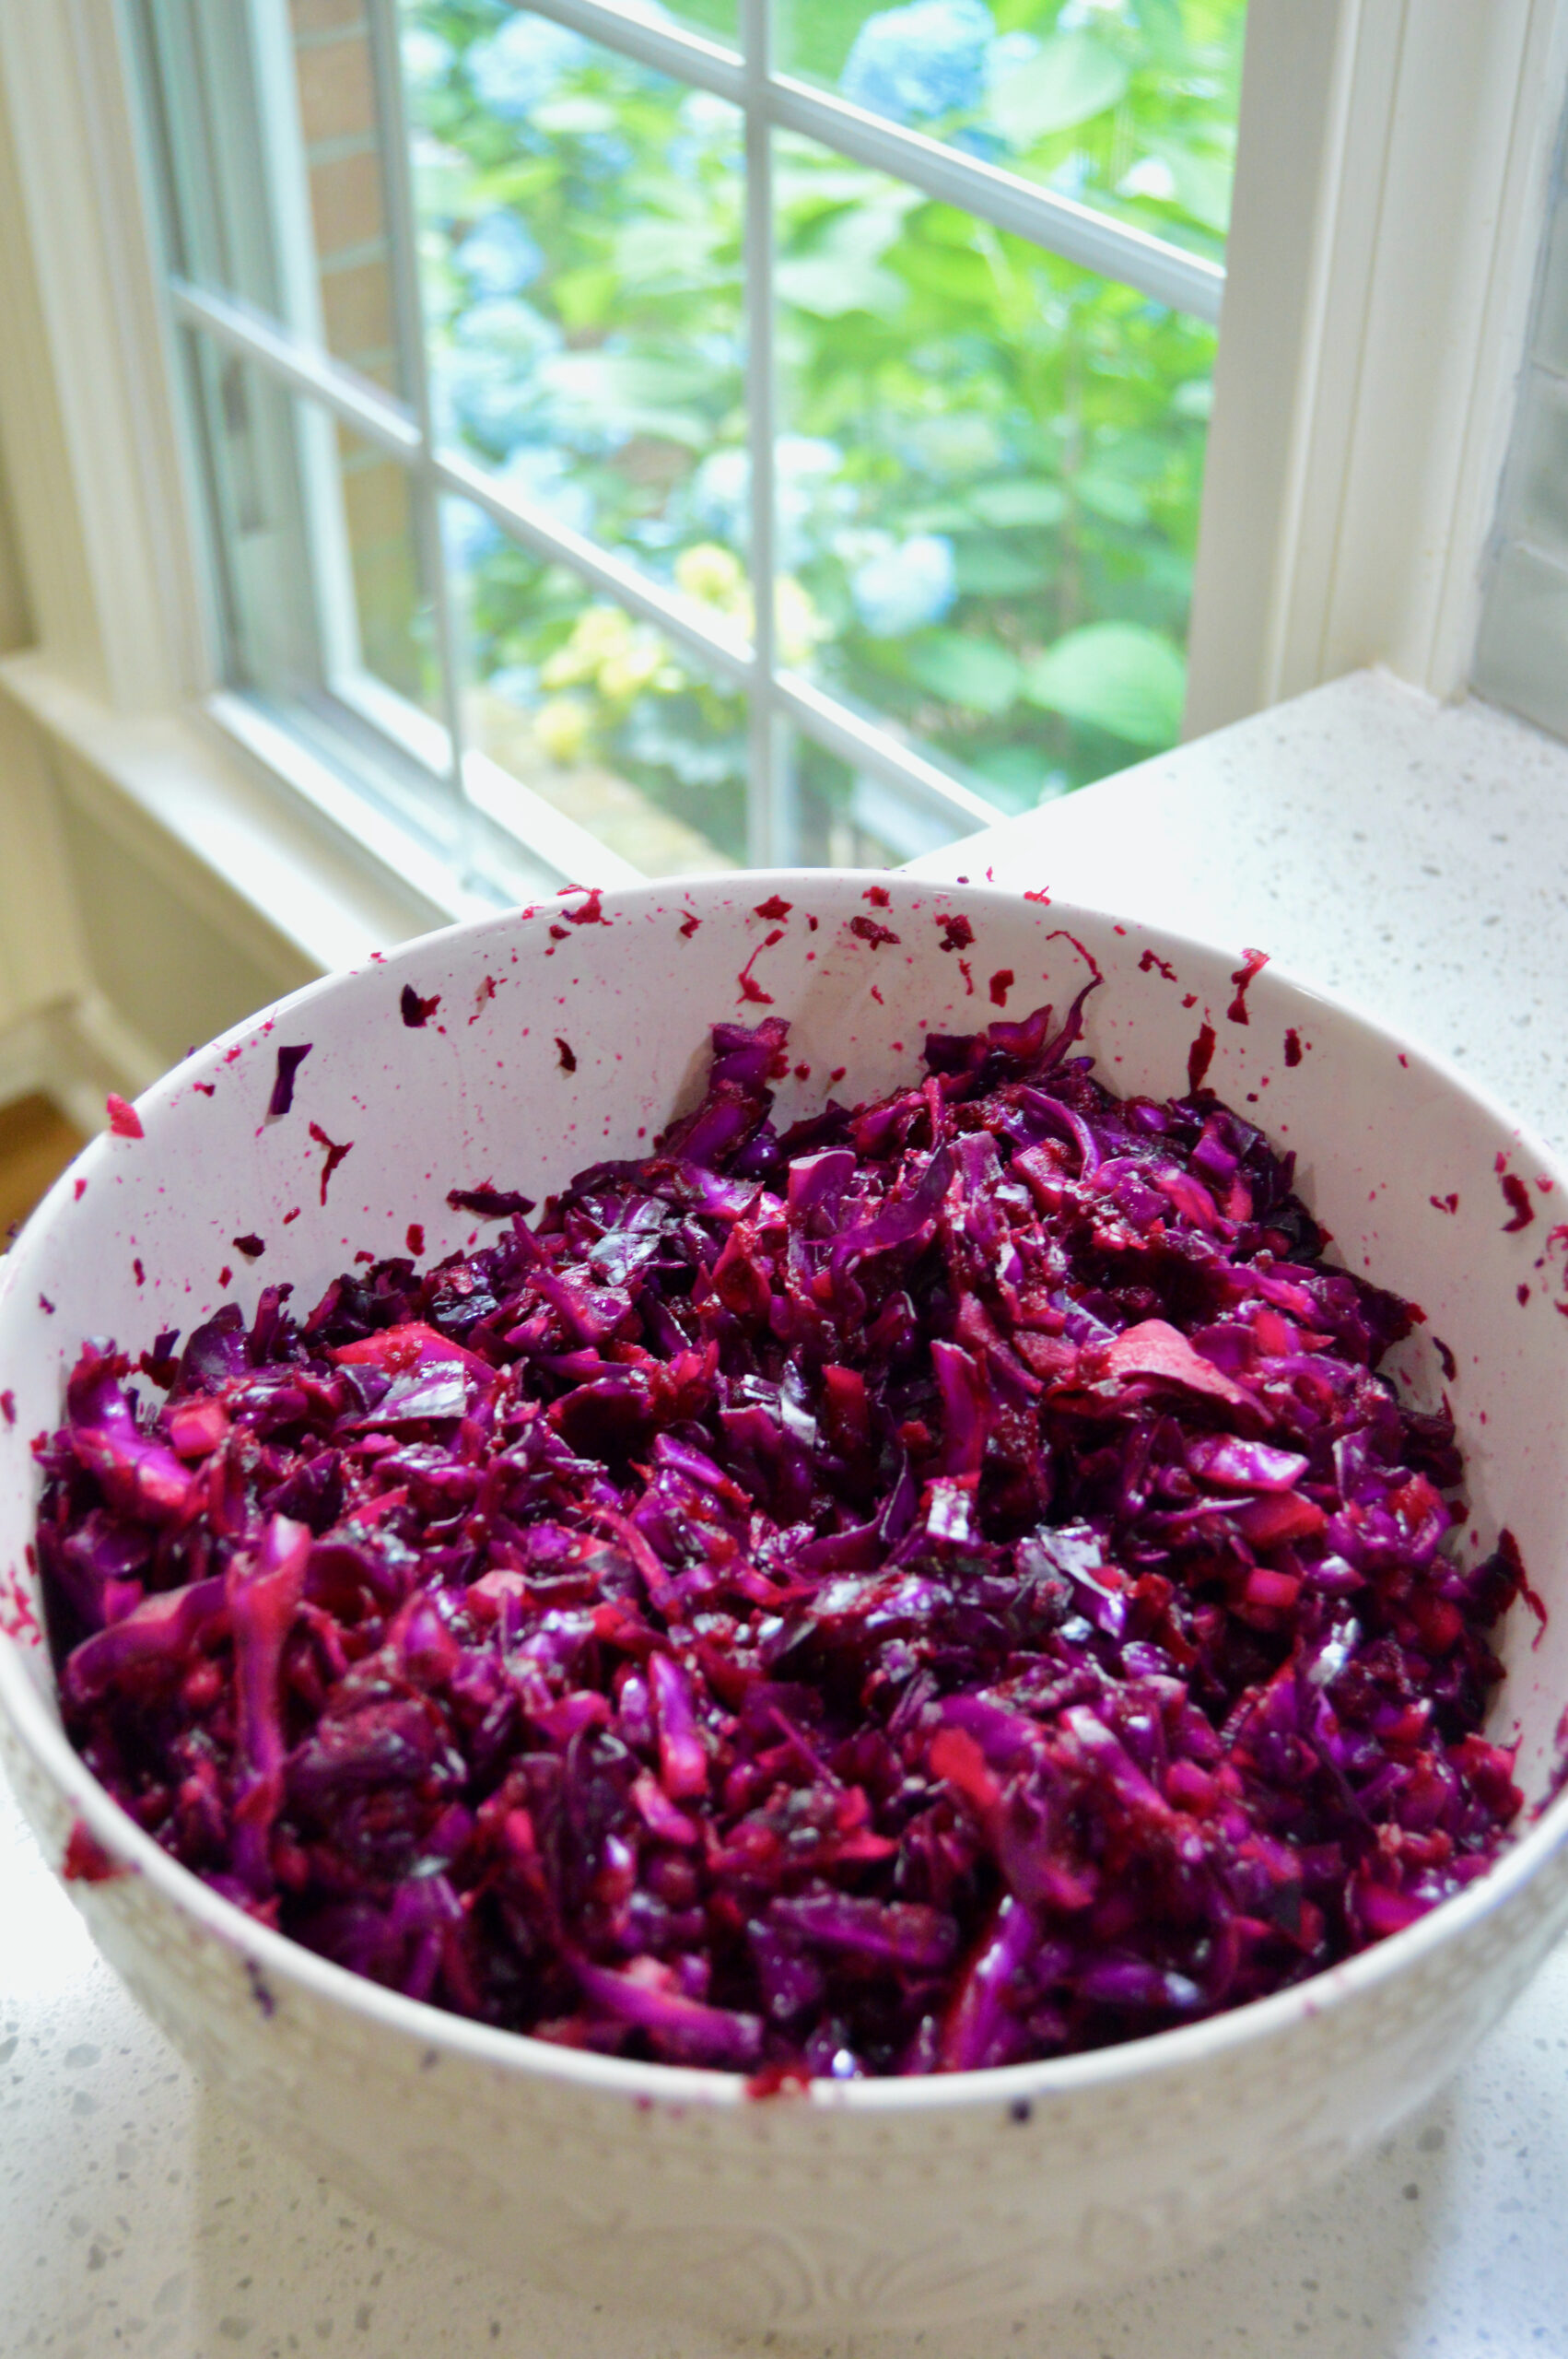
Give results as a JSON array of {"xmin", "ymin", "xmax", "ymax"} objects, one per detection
[{"xmin": 168, "ymin": 280, "xmax": 421, "ymax": 460}]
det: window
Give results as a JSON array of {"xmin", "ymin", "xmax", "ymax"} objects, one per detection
[
  {"xmin": 1, "ymin": 0, "xmax": 1556, "ymax": 1049},
  {"xmin": 126, "ymin": 0, "xmax": 1244, "ymax": 892}
]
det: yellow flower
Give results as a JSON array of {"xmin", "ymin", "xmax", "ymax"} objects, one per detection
[
  {"xmin": 675, "ymin": 542, "xmax": 746, "ymax": 610},
  {"xmin": 597, "ymin": 625, "xmax": 666, "ymax": 702},
  {"xmin": 533, "ymin": 695, "xmax": 592, "ymax": 767},
  {"xmin": 541, "ymin": 604, "xmax": 631, "ymax": 689},
  {"xmin": 776, "ymin": 575, "xmax": 828, "ymax": 668}
]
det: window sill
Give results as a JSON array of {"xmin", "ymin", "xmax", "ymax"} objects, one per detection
[
  {"xmin": 0, "ymin": 652, "xmax": 494, "ymax": 992},
  {"xmin": 11, "ymin": 655, "xmax": 1566, "ymax": 1170}
]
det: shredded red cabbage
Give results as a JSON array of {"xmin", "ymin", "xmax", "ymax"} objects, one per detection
[{"xmin": 34, "ymin": 1004, "xmax": 1527, "ymax": 2079}]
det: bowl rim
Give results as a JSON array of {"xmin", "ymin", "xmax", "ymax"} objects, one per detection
[{"xmin": 5, "ymin": 868, "xmax": 1567, "ymax": 2117}]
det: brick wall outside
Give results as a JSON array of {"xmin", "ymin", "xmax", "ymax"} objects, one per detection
[{"xmin": 287, "ymin": 0, "xmax": 429, "ymax": 709}]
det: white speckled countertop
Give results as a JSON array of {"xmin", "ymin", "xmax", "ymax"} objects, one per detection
[{"xmin": 6, "ymin": 665, "xmax": 1568, "ymax": 2358}]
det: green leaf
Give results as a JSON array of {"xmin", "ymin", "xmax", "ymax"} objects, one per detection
[
  {"xmin": 953, "ymin": 538, "xmax": 1052, "ymax": 594},
  {"xmin": 1153, "ymin": 139, "xmax": 1234, "ymax": 235},
  {"xmin": 415, "ymin": 149, "xmax": 484, "ymax": 218},
  {"xmin": 778, "ymin": 201, "xmax": 915, "ymax": 317},
  {"xmin": 839, "ymin": 201, "xmax": 919, "ymax": 265},
  {"xmin": 989, "ymin": 33, "xmax": 1129, "ymax": 149},
  {"xmin": 775, "ymin": 163, "xmax": 911, "ymax": 216},
  {"xmin": 1073, "ymin": 466, "xmax": 1149, "ymax": 526},
  {"xmin": 904, "ymin": 632, "xmax": 1022, "ymax": 715},
  {"xmin": 543, "ymin": 352, "xmax": 719, "ymax": 406},
  {"xmin": 904, "ymin": 502, "xmax": 980, "ymax": 534},
  {"xmin": 968, "ymin": 743, "xmax": 1068, "ymax": 813},
  {"xmin": 777, "ymin": 255, "xmax": 905, "ymax": 319},
  {"xmin": 1023, "ymin": 623, "xmax": 1186, "ymax": 746},
  {"xmin": 532, "ymin": 96, "xmax": 617, "ymax": 136},
  {"xmin": 469, "ymin": 159, "xmax": 560, "ymax": 208},
  {"xmin": 613, "ymin": 217, "xmax": 728, "ymax": 293},
  {"xmin": 1172, "ymin": 377, "xmax": 1213, "ymax": 421},
  {"xmin": 968, "ymin": 479, "xmax": 1066, "ymax": 529},
  {"xmin": 895, "ymin": 242, "xmax": 992, "ymax": 306},
  {"xmin": 532, "ymin": 351, "xmax": 720, "ymax": 446},
  {"xmin": 547, "ymin": 268, "xmax": 623, "ymax": 333}
]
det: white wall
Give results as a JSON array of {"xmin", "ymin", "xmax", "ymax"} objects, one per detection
[{"xmin": 0, "ymin": 447, "xmax": 305, "ymax": 1127}]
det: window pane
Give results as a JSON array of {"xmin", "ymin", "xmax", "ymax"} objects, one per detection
[
  {"xmin": 184, "ymin": 335, "xmax": 323, "ymax": 700},
  {"xmin": 675, "ymin": 0, "xmax": 740, "ymax": 42},
  {"xmin": 185, "ymin": 334, "xmax": 459, "ymax": 839},
  {"xmin": 776, "ymin": 134, "xmax": 1212, "ymax": 804},
  {"xmin": 405, "ymin": 10, "xmax": 746, "ymax": 585},
  {"xmin": 788, "ymin": 733, "xmax": 971, "ymax": 868},
  {"xmin": 337, "ymin": 434, "xmax": 446, "ymax": 723},
  {"xmin": 137, "ymin": 0, "xmax": 409, "ymax": 394},
  {"xmin": 777, "ymin": 0, "xmax": 1246, "ymax": 262},
  {"xmin": 445, "ymin": 499, "xmax": 748, "ymax": 874}
]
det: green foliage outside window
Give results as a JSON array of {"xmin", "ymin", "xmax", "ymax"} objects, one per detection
[{"xmin": 403, "ymin": 0, "xmax": 1246, "ymax": 866}]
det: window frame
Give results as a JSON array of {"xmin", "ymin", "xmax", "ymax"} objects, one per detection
[
  {"xmin": 1188, "ymin": 0, "xmax": 1568, "ymax": 735},
  {"xmin": 0, "ymin": 0, "xmax": 1562, "ymax": 990},
  {"xmin": 142, "ymin": 0, "xmax": 1230, "ymax": 879}
]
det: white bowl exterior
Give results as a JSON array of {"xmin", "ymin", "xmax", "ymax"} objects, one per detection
[{"xmin": 5, "ymin": 874, "xmax": 1568, "ymax": 2330}]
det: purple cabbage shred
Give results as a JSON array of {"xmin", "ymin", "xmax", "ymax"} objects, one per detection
[
  {"xmin": 268, "ymin": 1045, "xmax": 312, "ymax": 1120},
  {"xmin": 34, "ymin": 1006, "xmax": 1527, "ymax": 2077}
]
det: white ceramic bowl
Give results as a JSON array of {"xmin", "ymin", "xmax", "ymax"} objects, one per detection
[{"xmin": 5, "ymin": 873, "xmax": 1568, "ymax": 2334}]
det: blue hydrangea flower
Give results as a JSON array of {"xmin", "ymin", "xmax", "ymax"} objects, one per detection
[
  {"xmin": 780, "ymin": 435, "xmax": 848, "ymax": 482},
  {"xmin": 438, "ymin": 299, "xmax": 563, "ymax": 455},
  {"xmin": 402, "ymin": 28, "xmax": 453, "ymax": 91},
  {"xmin": 497, "ymin": 443, "xmax": 594, "ymax": 537},
  {"xmin": 984, "ymin": 28, "xmax": 1037, "ymax": 147},
  {"xmin": 988, "ymin": 28, "xmax": 1039, "ymax": 76},
  {"xmin": 779, "ymin": 436, "xmax": 853, "ymax": 565},
  {"xmin": 569, "ymin": 132, "xmax": 635, "ymax": 181},
  {"xmin": 1058, "ymin": 0, "xmax": 1129, "ymax": 29},
  {"xmin": 451, "ymin": 297, "xmax": 561, "ymax": 359},
  {"xmin": 437, "ymin": 349, "xmax": 531, "ymax": 454},
  {"xmin": 840, "ymin": 0, "xmax": 994, "ymax": 126},
  {"xmin": 689, "ymin": 446, "xmax": 749, "ymax": 541},
  {"xmin": 687, "ymin": 437, "xmax": 848, "ymax": 567},
  {"xmin": 486, "ymin": 664, "xmax": 541, "ymax": 709},
  {"xmin": 455, "ymin": 210, "xmax": 544, "ymax": 298},
  {"xmin": 851, "ymin": 534, "xmax": 957, "ymax": 636},
  {"xmin": 665, "ymin": 88, "xmax": 739, "ymax": 180},
  {"xmin": 441, "ymin": 500, "xmax": 503, "ymax": 576},
  {"xmin": 681, "ymin": 88, "xmax": 738, "ymax": 143},
  {"xmin": 467, "ymin": 16, "xmax": 588, "ymax": 122},
  {"xmin": 950, "ymin": 123, "xmax": 1006, "ymax": 162}
]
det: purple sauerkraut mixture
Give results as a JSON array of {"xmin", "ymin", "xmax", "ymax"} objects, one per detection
[{"xmin": 35, "ymin": 1003, "xmax": 1527, "ymax": 2078}]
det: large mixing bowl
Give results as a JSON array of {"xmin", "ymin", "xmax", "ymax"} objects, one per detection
[{"xmin": 4, "ymin": 874, "xmax": 1568, "ymax": 2334}]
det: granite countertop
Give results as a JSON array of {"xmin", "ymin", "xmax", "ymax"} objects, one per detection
[{"xmin": 6, "ymin": 666, "xmax": 1568, "ymax": 2358}]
